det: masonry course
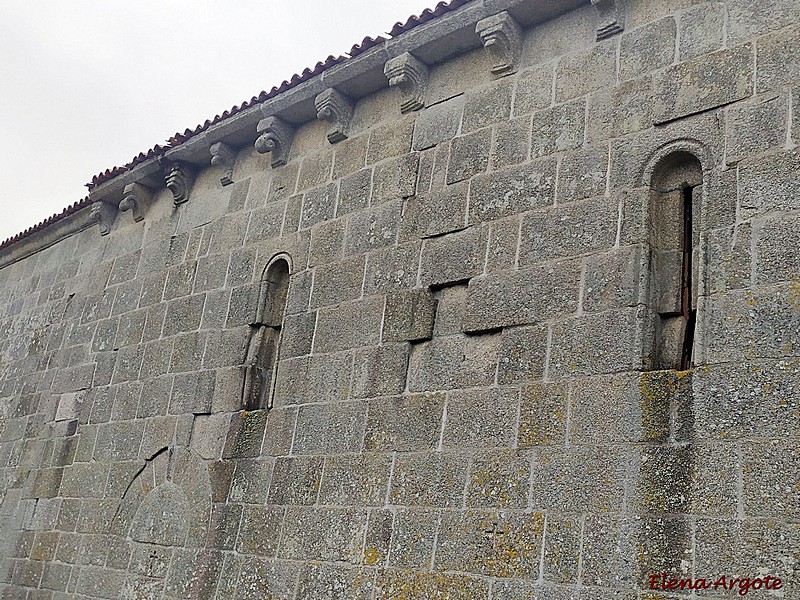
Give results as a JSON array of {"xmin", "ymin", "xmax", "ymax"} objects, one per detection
[{"xmin": 1, "ymin": 0, "xmax": 799, "ymax": 598}]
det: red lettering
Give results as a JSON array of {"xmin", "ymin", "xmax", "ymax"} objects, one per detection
[
  {"xmin": 736, "ymin": 578, "xmax": 751, "ymax": 596},
  {"xmin": 713, "ymin": 575, "xmax": 728, "ymax": 590},
  {"xmin": 667, "ymin": 578, "xmax": 679, "ymax": 590},
  {"xmin": 697, "ymin": 578, "xmax": 711, "ymax": 589},
  {"xmin": 751, "ymin": 578, "xmax": 763, "ymax": 590},
  {"xmin": 773, "ymin": 578, "xmax": 783, "ymax": 590},
  {"xmin": 648, "ymin": 573, "xmax": 660, "ymax": 590},
  {"xmin": 677, "ymin": 578, "xmax": 693, "ymax": 590}
]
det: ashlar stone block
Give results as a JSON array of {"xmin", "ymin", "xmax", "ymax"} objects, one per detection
[
  {"xmin": 468, "ymin": 158, "xmax": 556, "ymax": 225},
  {"xmin": 442, "ymin": 387, "xmax": 519, "ymax": 449},
  {"xmin": 618, "ymin": 17, "xmax": 676, "ymax": 81},
  {"xmin": 363, "ymin": 393, "xmax": 445, "ymax": 452},
  {"xmin": 412, "ymin": 95, "xmax": 464, "ymax": 151},
  {"xmin": 653, "ymin": 44, "xmax": 753, "ymax": 124},
  {"xmin": 389, "ymin": 451, "xmax": 469, "ymax": 507},
  {"xmin": 383, "ymin": 288, "xmax": 436, "ymax": 343},
  {"xmin": 409, "ymin": 332, "xmax": 499, "ymax": 392},
  {"xmin": 351, "ymin": 344, "xmax": 410, "ymax": 399}
]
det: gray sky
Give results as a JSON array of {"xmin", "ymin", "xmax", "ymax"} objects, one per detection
[{"xmin": 0, "ymin": 1, "xmax": 436, "ymax": 243}]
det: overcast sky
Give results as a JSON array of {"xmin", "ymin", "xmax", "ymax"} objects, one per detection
[{"xmin": 0, "ymin": 1, "xmax": 437, "ymax": 243}]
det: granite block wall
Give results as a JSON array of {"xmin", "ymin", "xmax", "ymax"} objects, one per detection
[{"xmin": 0, "ymin": 0, "xmax": 799, "ymax": 598}]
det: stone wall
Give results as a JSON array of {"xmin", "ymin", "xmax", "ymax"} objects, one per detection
[{"xmin": 1, "ymin": 0, "xmax": 799, "ymax": 598}]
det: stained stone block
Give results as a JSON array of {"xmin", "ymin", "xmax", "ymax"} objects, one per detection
[
  {"xmin": 296, "ymin": 563, "xmax": 376, "ymax": 600},
  {"xmin": 222, "ymin": 409, "xmax": 267, "ymax": 459},
  {"xmin": 297, "ymin": 149, "xmax": 334, "ymax": 191},
  {"xmin": 337, "ymin": 168, "xmax": 372, "ymax": 217},
  {"xmin": 228, "ymin": 459, "xmax": 273, "ymax": 503},
  {"xmin": 519, "ymin": 196, "xmax": 618, "ymax": 265},
  {"xmin": 389, "ymin": 451, "xmax": 469, "ymax": 507},
  {"xmin": 383, "ymin": 288, "xmax": 435, "ymax": 343},
  {"xmin": 463, "ymin": 261, "xmax": 580, "ymax": 332},
  {"xmin": 419, "ymin": 227, "xmax": 486, "ymax": 287},
  {"xmin": 279, "ymin": 507, "xmax": 368, "ymax": 563},
  {"xmin": 584, "ymin": 246, "xmax": 645, "ymax": 313},
  {"xmin": 363, "ymin": 393, "xmax": 445, "ymax": 452},
  {"xmin": 435, "ymin": 511, "xmax": 545, "ymax": 577},
  {"xmin": 267, "ymin": 456, "xmax": 323, "ymax": 505},
  {"xmin": 75, "ymin": 566, "xmax": 126, "ymax": 599},
  {"xmin": 318, "ymin": 453, "xmax": 393, "ymax": 506},
  {"xmin": 292, "ymin": 401, "xmax": 367, "ymax": 455},
  {"xmin": 409, "ymin": 333, "xmax": 499, "ymax": 392},
  {"xmin": 466, "ymin": 449, "xmax": 531, "ymax": 509},
  {"xmin": 548, "ymin": 309, "xmax": 640, "ymax": 378},
  {"xmin": 351, "ymin": 344, "xmax": 410, "ymax": 398},
  {"xmin": 376, "ymin": 570, "xmax": 490, "ymax": 600},
  {"xmin": 388, "ymin": 509, "xmax": 439, "ymax": 568},
  {"xmin": 485, "ymin": 215, "xmax": 520, "ymax": 274},
  {"xmin": 462, "ymin": 79, "xmax": 514, "ymax": 133},
  {"xmin": 557, "ymin": 145, "xmax": 607, "ymax": 203},
  {"xmin": 725, "ymin": 94, "xmax": 788, "ymax": 164},
  {"xmin": 401, "ymin": 182, "xmax": 468, "ymax": 239},
  {"xmin": 412, "ymin": 95, "xmax": 464, "ymax": 151},
  {"xmin": 706, "ymin": 224, "xmax": 751, "ymax": 295},
  {"xmin": 513, "ymin": 64, "xmax": 553, "ymax": 116},
  {"xmin": 343, "ymin": 200, "xmax": 403, "ymax": 256},
  {"xmin": 273, "ymin": 356, "xmax": 310, "ymax": 406},
  {"xmin": 310, "ymin": 254, "xmax": 365, "ymax": 309},
  {"xmin": 168, "ymin": 370, "xmax": 215, "ymax": 414},
  {"xmin": 757, "ymin": 25, "xmax": 800, "ymax": 95},
  {"xmin": 191, "ymin": 413, "xmax": 230, "ymax": 460},
  {"xmin": 531, "ymin": 100, "xmax": 586, "ymax": 158},
  {"xmin": 300, "ymin": 182, "xmax": 338, "ymax": 229},
  {"xmin": 285, "ymin": 270, "xmax": 313, "ymax": 315},
  {"xmin": 555, "ymin": 40, "xmax": 616, "ymax": 102},
  {"xmin": 654, "ymin": 44, "xmax": 753, "ymax": 124},
  {"xmin": 530, "ymin": 445, "xmax": 632, "ymax": 512},
  {"xmin": 446, "ymin": 130, "xmax": 490, "ymax": 184},
  {"xmin": 737, "ymin": 151, "xmax": 800, "ymax": 219},
  {"xmin": 756, "ymin": 214, "xmax": 800, "ymax": 285},
  {"xmin": 702, "ymin": 286, "xmax": 800, "ymax": 363},
  {"xmin": 619, "ymin": 17, "xmax": 676, "ymax": 81},
  {"xmin": 468, "ymin": 158, "xmax": 556, "ymax": 224},
  {"xmin": 314, "ymin": 298, "xmax": 383, "ymax": 353},
  {"xmin": 443, "ymin": 387, "xmax": 518, "ymax": 449},
  {"xmin": 372, "ymin": 153, "xmax": 419, "ymax": 204},
  {"xmin": 588, "ymin": 76, "xmax": 654, "ymax": 142},
  {"xmin": 364, "ymin": 242, "xmax": 420, "ymax": 294}
]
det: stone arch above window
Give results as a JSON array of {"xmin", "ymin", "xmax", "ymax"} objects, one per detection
[
  {"xmin": 647, "ymin": 151, "xmax": 702, "ymax": 371},
  {"xmin": 242, "ymin": 256, "xmax": 290, "ymax": 410}
]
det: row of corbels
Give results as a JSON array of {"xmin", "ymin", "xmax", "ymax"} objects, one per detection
[
  {"xmin": 89, "ymin": 5, "xmax": 623, "ymax": 235},
  {"xmin": 255, "ymin": 11, "xmax": 524, "ymax": 168}
]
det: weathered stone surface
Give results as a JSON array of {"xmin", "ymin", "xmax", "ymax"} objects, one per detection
[
  {"xmin": 513, "ymin": 64, "xmax": 553, "ymax": 116},
  {"xmin": 463, "ymin": 260, "xmax": 580, "ymax": 332},
  {"xmin": 293, "ymin": 401, "xmax": 367, "ymax": 455},
  {"xmin": 419, "ymin": 227, "xmax": 486, "ymax": 287},
  {"xmin": 555, "ymin": 41, "xmax": 616, "ymax": 102},
  {"xmin": 267, "ymin": 456, "xmax": 323, "ymax": 505},
  {"xmin": 409, "ymin": 333, "xmax": 499, "ymax": 392},
  {"xmin": 401, "ymin": 182, "xmax": 467, "ymax": 239},
  {"xmin": 412, "ymin": 95, "xmax": 464, "ymax": 151},
  {"xmin": 737, "ymin": 150, "xmax": 800, "ymax": 219},
  {"xmin": 530, "ymin": 100, "xmax": 586, "ymax": 158},
  {"xmin": 318, "ymin": 453, "xmax": 393, "ymax": 506},
  {"xmin": 279, "ymin": 507, "xmax": 367, "ymax": 563},
  {"xmin": 725, "ymin": 94, "xmax": 788, "ymax": 164},
  {"xmin": 619, "ymin": 17, "xmax": 676, "ymax": 81},
  {"xmin": 443, "ymin": 387, "xmax": 518, "ymax": 449},
  {"xmin": 389, "ymin": 451, "xmax": 469, "ymax": 507},
  {"xmin": 383, "ymin": 288, "xmax": 435, "ymax": 343},
  {"xmin": 468, "ymin": 158, "xmax": 556, "ymax": 224},
  {"xmin": 679, "ymin": 1, "xmax": 725, "ymax": 60},
  {"xmin": 343, "ymin": 200, "xmax": 403, "ymax": 256},
  {"xmin": 351, "ymin": 344, "xmax": 409, "ymax": 398},
  {"xmin": 587, "ymin": 76, "xmax": 654, "ymax": 142},
  {"xmin": 462, "ymin": 79, "xmax": 514, "ymax": 133},
  {"xmin": 314, "ymin": 298, "xmax": 383, "ymax": 353},
  {"xmin": 654, "ymin": 44, "xmax": 754, "ymax": 124},
  {"xmin": 363, "ymin": 393, "xmax": 445, "ymax": 452}
]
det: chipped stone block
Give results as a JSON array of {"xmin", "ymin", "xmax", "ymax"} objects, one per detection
[
  {"xmin": 412, "ymin": 95, "xmax": 464, "ymax": 151},
  {"xmin": 419, "ymin": 227, "xmax": 486, "ymax": 287}
]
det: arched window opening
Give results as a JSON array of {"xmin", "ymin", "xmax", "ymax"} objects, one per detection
[
  {"xmin": 242, "ymin": 258, "xmax": 290, "ymax": 410},
  {"xmin": 649, "ymin": 152, "xmax": 702, "ymax": 371}
]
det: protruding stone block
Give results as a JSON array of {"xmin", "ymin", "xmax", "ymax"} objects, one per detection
[
  {"xmin": 89, "ymin": 200, "xmax": 116, "ymax": 235},
  {"xmin": 385, "ymin": 52, "xmax": 429, "ymax": 113},
  {"xmin": 475, "ymin": 11, "xmax": 523, "ymax": 78},
  {"xmin": 255, "ymin": 115, "xmax": 295, "ymax": 168},
  {"xmin": 383, "ymin": 288, "xmax": 436, "ymax": 343},
  {"xmin": 591, "ymin": 0, "xmax": 625, "ymax": 40},
  {"xmin": 209, "ymin": 141, "xmax": 235, "ymax": 185},
  {"xmin": 163, "ymin": 161, "xmax": 194, "ymax": 205},
  {"xmin": 315, "ymin": 88, "xmax": 353, "ymax": 144},
  {"xmin": 119, "ymin": 182, "xmax": 153, "ymax": 223}
]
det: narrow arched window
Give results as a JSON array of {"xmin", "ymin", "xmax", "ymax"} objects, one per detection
[
  {"xmin": 242, "ymin": 257, "xmax": 289, "ymax": 409},
  {"xmin": 649, "ymin": 152, "xmax": 702, "ymax": 371}
]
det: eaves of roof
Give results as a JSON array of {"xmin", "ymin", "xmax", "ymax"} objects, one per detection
[{"xmin": 1, "ymin": 0, "xmax": 585, "ymax": 258}]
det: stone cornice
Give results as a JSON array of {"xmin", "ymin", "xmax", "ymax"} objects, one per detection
[{"xmin": 1, "ymin": 0, "xmax": 586, "ymax": 266}]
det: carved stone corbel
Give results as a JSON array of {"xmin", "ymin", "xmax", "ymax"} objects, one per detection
[
  {"xmin": 209, "ymin": 142, "xmax": 235, "ymax": 186},
  {"xmin": 255, "ymin": 116, "xmax": 295, "ymax": 168},
  {"xmin": 163, "ymin": 161, "xmax": 194, "ymax": 206},
  {"xmin": 315, "ymin": 88, "xmax": 353, "ymax": 144},
  {"xmin": 89, "ymin": 200, "xmax": 116, "ymax": 236},
  {"xmin": 591, "ymin": 0, "xmax": 625, "ymax": 40},
  {"xmin": 385, "ymin": 52, "xmax": 429, "ymax": 113},
  {"xmin": 119, "ymin": 182, "xmax": 153, "ymax": 222},
  {"xmin": 476, "ymin": 11, "xmax": 523, "ymax": 78}
]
